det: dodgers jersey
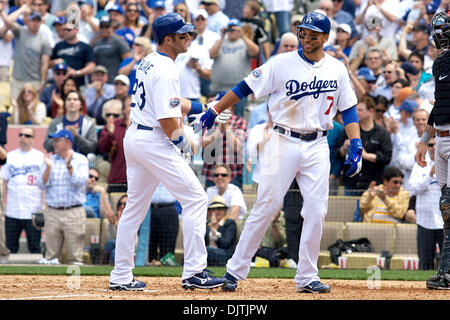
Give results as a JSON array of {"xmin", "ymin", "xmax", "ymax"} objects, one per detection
[
  {"xmin": 244, "ymin": 50, "xmax": 357, "ymax": 132},
  {"xmin": 130, "ymin": 51, "xmax": 183, "ymax": 128}
]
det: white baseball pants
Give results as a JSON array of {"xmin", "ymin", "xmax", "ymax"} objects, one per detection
[
  {"xmin": 110, "ymin": 123, "xmax": 208, "ymax": 284},
  {"xmin": 226, "ymin": 132, "xmax": 330, "ymax": 288}
]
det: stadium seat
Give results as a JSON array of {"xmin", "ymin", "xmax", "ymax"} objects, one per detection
[
  {"xmin": 339, "ymin": 222, "xmax": 396, "ymax": 269},
  {"xmin": 325, "ymin": 196, "xmax": 358, "ymax": 222},
  {"xmin": 390, "ymin": 224, "xmax": 419, "ymax": 270},
  {"xmin": 318, "ymin": 221, "xmax": 345, "ymax": 267}
]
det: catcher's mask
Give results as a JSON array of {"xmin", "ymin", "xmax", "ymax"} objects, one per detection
[
  {"xmin": 431, "ymin": 10, "xmax": 450, "ymax": 50},
  {"xmin": 32, "ymin": 212, "xmax": 44, "ymax": 230}
]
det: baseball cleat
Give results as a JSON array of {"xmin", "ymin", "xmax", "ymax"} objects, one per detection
[
  {"xmin": 222, "ymin": 272, "xmax": 238, "ymax": 292},
  {"xmin": 297, "ymin": 281, "xmax": 331, "ymax": 293},
  {"xmin": 109, "ymin": 278, "xmax": 146, "ymax": 291},
  {"xmin": 181, "ymin": 269, "xmax": 227, "ymax": 290},
  {"xmin": 426, "ymin": 272, "xmax": 450, "ymax": 290}
]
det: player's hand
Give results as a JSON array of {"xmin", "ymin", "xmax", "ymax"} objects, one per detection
[
  {"xmin": 171, "ymin": 134, "xmax": 192, "ymax": 163},
  {"xmin": 200, "ymin": 101, "xmax": 221, "ymax": 129},
  {"xmin": 344, "ymin": 138, "xmax": 363, "ymax": 177},
  {"xmin": 415, "ymin": 141, "xmax": 428, "ymax": 167}
]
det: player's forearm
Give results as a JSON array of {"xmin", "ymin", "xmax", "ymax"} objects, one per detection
[
  {"xmin": 159, "ymin": 117, "xmax": 183, "ymax": 141},
  {"xmin": 214, "ymin": 90, "xmax": 242, "ymax": 115},
  {"xmin": 344, "ymin": 122, "xmax": 361, "ymax": 141}
]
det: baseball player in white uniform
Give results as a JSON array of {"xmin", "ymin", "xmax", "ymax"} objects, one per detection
[
  {"xmin": 109, "ymin": 13, "xmax": 230, "ymax": 291},
  {"xmin": 200, "ymin": 12, "xmax": 363, "ymax": 293}
]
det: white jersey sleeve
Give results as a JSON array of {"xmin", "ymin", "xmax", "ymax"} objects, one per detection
[
  {"xmin": 243, "ymin": 55, "xmax": 278, "ymax": 99},
  {"xmin": 130, "ymin": 52, "xmax": 183, "ymax": 128}
]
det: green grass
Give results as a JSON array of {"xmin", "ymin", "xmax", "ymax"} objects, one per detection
[{"xmin": 0, "ymin": 265, "xmax": 437, "ymax": 281}]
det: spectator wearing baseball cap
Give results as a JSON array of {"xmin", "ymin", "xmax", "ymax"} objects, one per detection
[
  {"xmin": 92, "ymin": 14, "xmax": 132, "ymax": 84},
  {"xmin": 387, "ymin": 98, "xmax": 420, "ymax": 186},
  {"xmin": 5, "ymin": 5, "xmax": 52, "ymax": 100},
  {"xmin": 205, "ymin": 195, "xmax": 237, "ymax": 266},
  {"xmin": 335, "ymin": 23, "xmax": 353, "ymax": 57},
  {"xmin": 38, "ymin": 126, "xmax": 89, "ymax": 265},
  {"xmin": 399, "ymin": 22, "xmax": 432, "ymax": 61},
  {"xmin": 350, "ymin": 67, "xmax": 377, "ymax": 101},
  {"xmin": 209, "ymin": 7, "xmax": 258, "ymax": 117},
  {"xmin": 40, "ymin": 63, "xmax": 70, "ymax": 116},
  {"xmin": 50, "ymin": 15, "xmax": 96, "ymax": 88},
  {"xmin": 201, "ymin": 0, "xmax": 230, "ymax": 35},
  {"xmin": 85, "ymin": 65, "xmax": 116, "ymax": 120}
]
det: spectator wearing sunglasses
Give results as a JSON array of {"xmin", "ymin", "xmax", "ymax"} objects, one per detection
[
  {"xmin": 191, "ymin": 9, "xmax": 220, "ymax": 97},
  {"xmin": 84, "ymin": 167, "xmax": 114, "ymax": 219},
  {"xmin": 94, "ymin": 75, "xmax": 128, "ymax": 126},
  {"xmin": 0, "ymin": 127, "xmax": 44, "ymax": 255},
  {"xmin": 206, "ymin": 164, "xmax": 247, "ymax": 221},
  {"xmin": 360, "ymin": 166, "xmax": 414, "ymax": 224},
  {"xmin": 98, "ymin": 96, "xmax": 131, "ymax": 192},
  {"xmin": 50, "ymin": 19, "xmax": 96, "ymax": 88}
]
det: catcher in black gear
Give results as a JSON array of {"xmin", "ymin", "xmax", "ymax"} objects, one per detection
[{"xmin": 416, "ymin": 9, "xmax": 450, "ymax": 290}]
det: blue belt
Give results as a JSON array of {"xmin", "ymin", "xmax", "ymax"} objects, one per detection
[
  {"xmin": 137, "ymin": 124, "xmax": 153, "ymax": 131},
  {"xmin": 273, "ymin": 125, "xmax": 327, "ymax": 141}
]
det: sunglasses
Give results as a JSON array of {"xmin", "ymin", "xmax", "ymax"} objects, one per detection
[
  {"xmin": 375, "ymin": 109, "xmax": 385, "ymax": 113},
  {"xmin": 114, "ymin": 81, "xmax": 127, "ymax": 86},
  {"xmin": 127, "ymin": 9, "xmax": 139, "ymax": 13},
  {"xmin": 55, "ymin": 71, "xmax": 67, "ymax": 76},
  {"xmin": 100, "ymin": 24, "xmax": 111, "ymax": 29},
  {"xmin": 383, "ymin": 70, "xmax": 393, "ymax": 74},
  {"xmin": 195, "ymin": 17, "xmax": 206, "ymax": 21},
  {"xmin": 106, "ymin": 113, "xmax": 120, "ymax": 118},
  {"xmin": 428, "ymin": 143, "xmax": 435, "ymax": 147},
  {"xmin": 89, "ymin": 174, "xmax": 99, "ymax": 181},
  {"xmin": 390, "ymin": 180, "xmax": 402, "ymax": 185},
  {"xmin": 19, "ymin": 133, "xmax": 33, "ymax": 138},
  {"xmin": 214, "ymin": 173, "xmax": 228, "ymax": 177}
]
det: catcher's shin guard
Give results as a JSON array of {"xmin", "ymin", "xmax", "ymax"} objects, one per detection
[{"xmin": 440, "ymin": 186, "xmax": 450, "ymax": 227}]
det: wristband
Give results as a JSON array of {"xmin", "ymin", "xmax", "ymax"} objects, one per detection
[{"xmin": 189, "ymin": 101, "xmax": 205, "ymax": 115}]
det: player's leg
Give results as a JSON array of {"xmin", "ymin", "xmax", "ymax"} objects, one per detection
[
  {"xmin": 427, "ymin": 140, "xmax": 450, "ymax": 289},
  {"xmin": 109, "ymin": 126, "xmax": 159, "ymax": 288},
  {"xmin": 295, "ymin": 138, "xmax": 330, "ymax": 292},
  {"xmin": 225, "ymin": 134, "xmax": 299, "ymax": 284}
]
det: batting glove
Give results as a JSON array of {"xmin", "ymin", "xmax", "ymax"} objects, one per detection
[
  {"xmin": 171, "ymin": 135, "xmax": 192, "ymax": 161},
  {"xmin": 189, "ymin": 101, "xmax": 231, "ymax": 132},
  {"xmin": 344, "ymin": 138, "xmax": 363, "ymax": 177},
  {"xmin": 200, "ymin": 101, "xmax": 220, "ymax": 130}
]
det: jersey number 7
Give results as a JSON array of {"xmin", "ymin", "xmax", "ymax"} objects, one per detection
[
  {"xmin": 131, "ymin": 80, "xmax": 146, "ymax": 110},
  {"xmin": 325, "ymin": 96, "xmax": 334, "ymax": 115}
]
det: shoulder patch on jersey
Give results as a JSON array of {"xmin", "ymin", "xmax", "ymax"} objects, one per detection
[
  {"xmin": 169, "ymin": 97, "xmax": 181, "ymax": 107},
  {"xmin": 251, "ymin": 68, "xmax": 262, "ymax": 80}
]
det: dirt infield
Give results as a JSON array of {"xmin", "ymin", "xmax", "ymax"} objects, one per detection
[{"xmin": 0, "ymin": 275, "xmax": 447, "ymax": 300}]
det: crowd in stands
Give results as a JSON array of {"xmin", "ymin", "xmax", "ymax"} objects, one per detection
[{"xmin": 0, "ymin": 0, "xmax": 449, "ymax": 270}]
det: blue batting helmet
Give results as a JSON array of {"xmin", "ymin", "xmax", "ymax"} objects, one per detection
[
  {"xmin": 152, "ymin": 12, "xmax": 195, "ymax": 43},
  {"xmin": 298, "ymin": 12, "xmax": 331, "ymax": 34}
]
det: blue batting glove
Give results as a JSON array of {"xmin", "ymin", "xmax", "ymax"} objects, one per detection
[
  {"xmin": 344, "ymin": 138, "xmax": 363, "ymax": 177},
  {"xmin": 188, "ymin": 113, "xmax": 203, "ymax": 133},
  {"xmin": 171, "ymin": 135, "xmax": 191, "ymax": 155},
  {"xmin": 201, "ymin": 108, "xmax": 218, "ymax": 130}
]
